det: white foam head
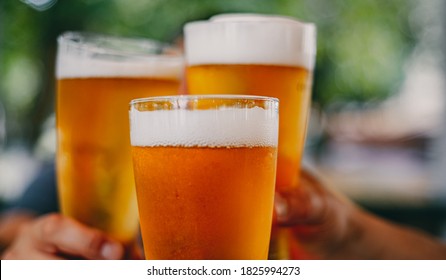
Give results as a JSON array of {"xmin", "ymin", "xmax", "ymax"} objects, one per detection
[
  {"xmin": 184, "ymin": 13, "xmax": 317, "ymax": 69},
  {"xmin": 56, "ymin": 32, "xmax": 184, "ymax": 79},
  {"xmin": 130, "ymin": 97, "xmax": 278, "ymax": 148}
]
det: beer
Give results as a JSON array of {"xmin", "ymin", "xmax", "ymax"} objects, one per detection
[
  {"xmin": 187, "ymin": 64, "xmax": 310, "ymax": 188},
  {"xmin": 184, "ymin": 14, "xmax": 316, "ymax": 259},
  {"xmin": 130, "ymin": 96, "xmax": 278, "ymax": 259},
  {"xmin": 56, "ymin": 32, "xmax": 182, "ymax": 244}
]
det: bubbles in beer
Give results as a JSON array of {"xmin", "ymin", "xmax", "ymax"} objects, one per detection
[{"xmin": 130, "ymin": 107, "xmax": 278, "ymax": 148}]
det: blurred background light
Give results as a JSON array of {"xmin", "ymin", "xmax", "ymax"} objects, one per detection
[{"xmin": 21, "ymin": 0, "xmax": 57, "ymax": 11}]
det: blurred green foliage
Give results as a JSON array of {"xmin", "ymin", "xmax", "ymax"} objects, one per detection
[{"xmin": 0, "ymin": 0, "xmax": 416, "ymax": 149}]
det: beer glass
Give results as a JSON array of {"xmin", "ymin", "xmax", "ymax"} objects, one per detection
[
  {"xmin": 56, "ymin": 32, "xmax": 183, "ymax": 246},
  {"xmin": 184, "ymin": 14, "xmax": 316, "ymax": 259},
  {"xmin": 130, "ymin": 95, "xmax": 279, "ymax": 259}
]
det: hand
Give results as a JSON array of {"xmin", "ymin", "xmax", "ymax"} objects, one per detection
[
  {"xmin": 274, "ymin": 168, "xmax": 360, "ymax": 259},
  {"xmin": 2, "ymin": 213, "xmax": 124, "ymax": 260},
  {"xmin": 274, "ymin": 168, "xmax": 446, "ymax": 259}
]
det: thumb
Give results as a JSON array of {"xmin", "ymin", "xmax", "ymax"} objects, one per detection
[{"xmin": 274, "ymin": 177, "xmax": 326, "ymax": 226}]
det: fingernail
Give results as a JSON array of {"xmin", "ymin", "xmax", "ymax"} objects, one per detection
[
  {"xmin": 274, "ymin": 193, "xmax": 288, "ymax": 220},
  {"xmin": 101, "ymin": 242, "xmax": 122, "ymax": 260}
]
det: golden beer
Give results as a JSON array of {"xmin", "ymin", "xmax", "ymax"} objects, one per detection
[
  {"xmin": 56, "ymin": 32, "xmax": 182, "ymax": 244},
  {"xmin": 184, "ymin": 14, "xmax": 316, "ymax": 259},
  {"xmin": 130, "ymin": 95, "xmax": 279, "ymax": 259},
  {"xmin": 187, "ymin": 64, "xmax": 311, "ymax": 189}
]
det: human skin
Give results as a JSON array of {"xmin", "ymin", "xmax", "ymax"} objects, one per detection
[
  {"xmin": 1, "ymin": 213, "xmax": 125, "ymax": 260},
  {"xmin": 275, "ymin": 169, "xmax": 446, "ymax": 259},
  {"xmin": 2, "ymin": 169, "xmax": 445, "ymax": 260}
]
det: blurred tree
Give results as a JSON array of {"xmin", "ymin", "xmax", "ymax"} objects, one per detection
[{"xmin": 0, "ymin": 0, "xmax": 416, "ymax": 149}]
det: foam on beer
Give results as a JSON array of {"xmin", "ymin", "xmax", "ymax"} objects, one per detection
[
  {"xmin": 130, "ymin": 107, "xmax": 278, "ymax": 147},
  {"xmin": 56, "ymin": 52, "xmax": 183, "ymax": 79},
  {"xmin": 184, "ymin": 14, "xmax": 317, "ymax": 70},
  {"xmin": 56, "ymin": 33, "xmax": 183, "ymax": 79}
]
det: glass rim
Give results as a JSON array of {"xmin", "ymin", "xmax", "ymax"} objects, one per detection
[
  {"xmin": 129, "ymin": 95, "xmax": 279, "ymax": 106},
  {"xmin": 185, "ymin": 14, "xmax": 316, "ymax": 31},
  {"xmin": 57, "ymin": 31, "xmax": 183, "ymax": 60}
]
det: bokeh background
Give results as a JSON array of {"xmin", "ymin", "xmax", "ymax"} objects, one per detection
[{"xmin": 1, "ymin": 0, "xmax": 446, "ymax": 239}]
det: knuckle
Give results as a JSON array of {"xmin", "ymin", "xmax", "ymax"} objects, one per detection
[
  {"xmin": 40, "ymin": 214, "xmax": 64, "ymax": 237},
  {"xmin": 86, "ymin": 230, "xmax": 105, "ymax": 255}
]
